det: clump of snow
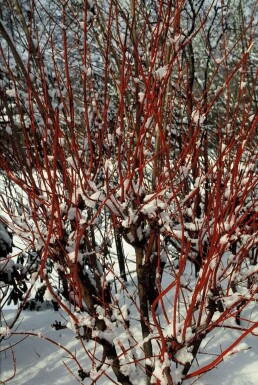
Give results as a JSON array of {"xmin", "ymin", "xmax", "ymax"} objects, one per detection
[
  {"xmin": 222, "ymin": 292, "xmax": 243, "ymax": 308},
  {"xmin": 150, "ymin": 355, "xmax": 170, "ymax": 385},
  {"xmin": 175, "ymin": 346, "xmax": 193, "ymax": 364},
  {"xmin": 168, "ymin": 33, "xmax": 184, "ymax": 50},
  {"xmin": 155, "ymin": 65, "xmax": 168, "ymax": 79},
  {"xmin": 5, "ymin": 125, "xmax": 12, "ymax": 135},
  {"xmin": 54, "ymin": 262, "xmax": 64, "ymax": 271},
  {"xmin": 37, "ymin": 331, "xmax": 44, "ymax": 338},
  {"xmin": 145, "ymin": 116, "xmax": 154, "ymax": 129},
  {"xmin": 0, "ymin": 326, "xmax": 10, "ymax": 336},
  {"xmin": 191, "ymin": 109, "xmax": 205, "ymax": 125},
  {"xmin": 76, "ymin": 312, "xmax": 94, "ymax": 328},
  {"xmin": 67, "ymin": 207, "xmax": 77, "ymax": 220},
  {"xmin": 44, "ymin": 288, "xmax": 55, "ymax": 301},
  {"xmin": 138, "ymin": 92, "xmax": 145, "ymax": 103},
  {"xmin": 220, "ymin": 234, "xmax": 229, "ymax": 245},
  {"xmin": 84, "ymin": 191, "xmax": 105, "ymax": 208},
  {"xmin": 6, "ymin": 88, "xmax": 16, "ymax": 97},
  {"xmin": 68, "ymin": 251, "xmax": 83, "ymax": 263},
  {"xmin": 66, "ymin": 156, "xmax": 77, "ymax": 169}
]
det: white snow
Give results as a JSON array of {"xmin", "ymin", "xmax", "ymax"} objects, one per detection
[
  {"xmin": 155, "ymin": 65, "xmax": 168, "ymax": 80},
  {"xmin": 5, "ymin": 126, "xmax": 12, "ymax": 135},
  {"xmin": 220, "ymin": 234, "xmax": 229, "ymax": 245},
  {"xmin": 138, "ymin": 92, "xmax": 145, "ymax": 103},
  {"xmin": 2, "ymin": 265, "xmax": 258, "ymax": 385},
  {"xmin": 0, "ymin": 325, "xmax": 10, "ymax": 336},
  {"xmin": 191, "ymin": 109, "xmax": 206, "ymax": 125},
  {"xmin": 175, "ymin": 346, "xmax": 193, "ymax": 364}
]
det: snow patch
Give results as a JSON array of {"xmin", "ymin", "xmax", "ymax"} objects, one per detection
[{"xmin": 0, "ymin": 326, "xmax": 10, "ymax": 336}]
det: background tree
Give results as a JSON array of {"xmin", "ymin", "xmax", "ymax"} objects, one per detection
[{"xmin": 0, "ymin": 1, "xmax": 257, "ymax": 384}]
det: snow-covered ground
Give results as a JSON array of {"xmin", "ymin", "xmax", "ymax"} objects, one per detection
[
  {"xmin": 1, "ymin": 309, "xmax": 85, "ymax": 385},
  {"xmin": 1, "ymin": 307, "xmax": 258, "ymax": 385},
  {"xmin": 1, "ymin": 242, "xmax": 258, "ymax": 385}
]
